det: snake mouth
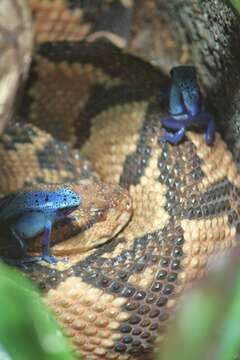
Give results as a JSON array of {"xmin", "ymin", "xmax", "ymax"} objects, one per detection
[{"xmin": 50, "ymin": 202, "xmax": 132, "ymax": 256}]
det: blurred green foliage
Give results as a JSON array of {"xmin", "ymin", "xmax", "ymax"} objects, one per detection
[
  {"xmin": 0, "ymin": 262, "xmax": 77, "ymax": 360},
  {"xmin": 231, "ymin": 0, "xmax": 240, "ymax": 13},
  {"xmin": 156, "ymin": 249, "xmax": 240, "ymax": 360}
]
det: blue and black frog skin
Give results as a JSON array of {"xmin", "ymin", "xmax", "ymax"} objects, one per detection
[
  {"xmin": 161, "ymin": 66, "xmax": 215, "ymax": 145},
  {"xmin": 0, "ymin": 185, "xmax": 80, "ymax": 265}
]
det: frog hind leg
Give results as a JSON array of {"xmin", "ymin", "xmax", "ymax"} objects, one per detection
[
  {"xmin": 2, "ymin": 227, "xmax": 27, "ymax": 258},
  {"xmin": 0, "ymin": 229, "xmax": 42, "ymax": 268},
  {"xmin": 1, "ymin": 221, "xmax": 58, "ymax": 267}
]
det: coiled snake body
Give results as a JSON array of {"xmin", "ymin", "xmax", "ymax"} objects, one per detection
[{"xmin": 1, "ymin": 2, "xmax": 240, "ymax": 360}]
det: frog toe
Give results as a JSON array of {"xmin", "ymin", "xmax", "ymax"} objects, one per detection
[
  {"xmin": 41, "ymin": 254, "xmax": 58, "ymax": 264},
  {"xmin": 41, "ymin": 254, "xmax": 68, "ymax": 264}
]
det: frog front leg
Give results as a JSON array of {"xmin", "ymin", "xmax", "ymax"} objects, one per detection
[{"xmin": 41, "ymin": 219, "xmax": 58, "ymax": 264}]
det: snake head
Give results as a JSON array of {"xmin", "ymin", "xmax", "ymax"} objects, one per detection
[{"xmin": 28, "ymin": 179, "xmax": 132, "ymax": 257}]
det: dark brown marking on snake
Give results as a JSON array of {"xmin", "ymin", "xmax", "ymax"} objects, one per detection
[
  {"xmin": 92, "ymin": 0, "xmax": 133, "ymax": 44},
  {"xmin": 1, "ymin": 123, "xmax": 93, "ymax": 185},
  {"xmin": 20, "ymin": 41, "xmax": 168, "ymax": 148},
  {"xmin": 35, "ymin": 140, "xmax": 83, "ymax": 181},
  {"xmin": 227, "ymin": 186, "xmax": 240, "ymax": 233},
  {"xmin": 158, "ymin": 140, "xmax": 204, "ymax": 197},
  {"xmin": 67, "ymin": 0, "xmax": 84, "ymax": 9},
  {"xmin": 0, "ymin": 123, "xmax": 38, "ymax": 150},
  {"xmin": 22, "ymin": 236, "xmax": 125, "ymax": 291},
  {"xmin": 34, "ymin": 41, "xmax": 169, "ymax": 91},
  {"xmin": 109, "ymin": 225, "xmax": 185, "ymax": 356},
  {"xmin": 157, "ymin": 139, "xmax": 237, "ymax": 222},
  {"xmin": 119, "ymin": 101, "xmax": 164, "ymax": 189},
  {"xmin": 194, "ymin": 180, "xmax": 232, "ymax": 219}
]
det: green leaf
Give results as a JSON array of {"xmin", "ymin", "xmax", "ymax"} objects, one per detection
[
  {"xmin": 0, "ymin": 262, "xmax": 78, "ymax": 360},
  {"xmin": 230, "ymin": 0, "xmax": 240, "ymax": 14}
]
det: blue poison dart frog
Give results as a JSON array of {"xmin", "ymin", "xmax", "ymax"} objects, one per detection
[
  {"xmin": 0, "ymin": 186, "xmax": 80, "ymax": 265},
  {"xmin": 161, "ymin": 66, "xmax": 215, "ymax": 145}
]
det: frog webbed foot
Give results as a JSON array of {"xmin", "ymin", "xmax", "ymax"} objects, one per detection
[
  {"xmin": 1, "ymin": 254, "xmax": 68, "ymax": 268},
  {"xmin": 40, "ymin": 254, "xmax": 68, "ymax": 264},
  {"xmin": 163, "ymin": 127, "xmax": 186, "ymax": 144}
]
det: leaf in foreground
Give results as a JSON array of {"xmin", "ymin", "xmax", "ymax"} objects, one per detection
[
  {"xmin": 0, "ymin": 262, "xmax": 77, "ymax": 360},
  {"xmin": 156, "ymin": 248, "xmax": 240, "ymax": 360},
  {"xmin": 231, "ymin": 0, "xmax": 240, "ymax": 14}
]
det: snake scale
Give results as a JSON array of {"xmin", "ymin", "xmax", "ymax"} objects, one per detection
[{"xmin": 1, "ymin": 1, "xmax": 240, "ymax": 360}]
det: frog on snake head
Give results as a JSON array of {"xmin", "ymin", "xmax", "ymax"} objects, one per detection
[
  {"xmin": 0, "ymin": 185, "xmax": 81, "ymax": 266},
  {"xmin": 161, "ymin": 65, "xmax": 215, "ymax": 145}
]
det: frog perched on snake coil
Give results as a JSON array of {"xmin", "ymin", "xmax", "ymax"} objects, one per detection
[{"xmin": 1, "ymin": 1, "xmax": 240, "ymax": 360}]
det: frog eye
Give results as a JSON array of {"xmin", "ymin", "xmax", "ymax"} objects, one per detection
[{"xmin": 71, "ymin": 195, "xmax": 80, "ymax": 203}]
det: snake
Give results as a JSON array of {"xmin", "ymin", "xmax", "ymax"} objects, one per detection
[{"xmin": 1, "ymin": 1, "xmax": 240, "ymax": 360}]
